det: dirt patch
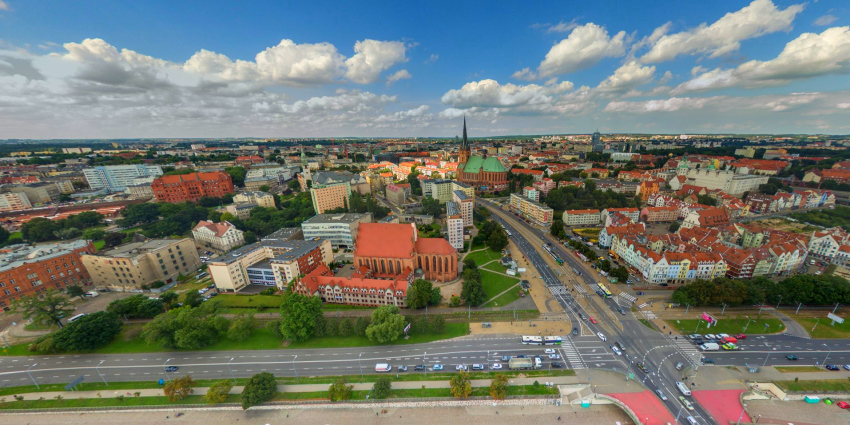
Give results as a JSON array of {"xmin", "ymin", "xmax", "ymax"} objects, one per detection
[
  {"xmin": 469, "ymin": 318, "xmax": 572, "ymax": 336},
  {"xmin": 749, "ymin": 217, "xmax": 820, "ymax": 234}
]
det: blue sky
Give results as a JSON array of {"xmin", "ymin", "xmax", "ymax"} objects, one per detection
[{"xmin": 0, "ymin": 0, "xmax": 848, "ymax": 138}]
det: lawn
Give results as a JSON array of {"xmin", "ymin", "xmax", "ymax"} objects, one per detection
[
  {"xmin": 664, "ymin": 317, "xmax": 785, "ymax": 335},
  {"xmin": 795, "ymin": 316, "xmax": 850, "ymax": 339},
  {"xmin": 574, "ymin": 228, "xmax": 601, "ymax": 239},
  {"xmin": 480, "ymin": 270, "xmax": 519, "ymax": 299},
  {"xmin": 0, "ymin": 394, "xmax": 239, "ymax": 410},
  {"xmin": 774, "ymin": 366, "xmax": 826, "ymax": 373},
  {"xmin": 465, "ymin": 249, "xmax": 503, "ymax": 266},
  {"xmin": 638, "ymin": 319, "xmax": 657, "ymax": 331},
  {"xmin": 93, "ymin": 239, "xmax": 106, "ymax": 250},
  {"xmin": 217, "ymin": 294, "xmax": 284, "ymax": 309},
  {"xmin": 482, "ymin": 288, "xmax": 523, "ymax": 308},
  {"xmin": 775, "ymin": 379, "xmax": 850, "ymax": 392},
  {"xmin": 483, "ymin": 261, "xmax": 507, "ymax": 273},
  {"xmin": 287, "ymin": 322, "xmax": 469, "ymax": 349}
]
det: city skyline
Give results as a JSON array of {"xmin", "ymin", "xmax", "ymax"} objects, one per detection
[{"xmin": 0, "ymin": 0, "xmax": 849, "ymax": 138}]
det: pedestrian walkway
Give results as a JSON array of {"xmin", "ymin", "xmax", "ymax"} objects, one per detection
[
  {"xmin": 560, "ymin": 338, "xmax": 585, "ymax": 370},
  {"xmin": 617, "ymin": 293, "xmax": 636, "ymax": 306}
]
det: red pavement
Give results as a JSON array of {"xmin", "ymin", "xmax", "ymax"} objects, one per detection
[
  {"xmin": 608, "ymin": 390, "xmax": 675, "ymax": 425},
  {"xmin": 692, "ymin": 389, "xmax": 749, "ymax": 424}
]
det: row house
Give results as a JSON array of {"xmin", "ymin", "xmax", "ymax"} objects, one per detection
[
  {"xmin": 682, "ymin": 208, "xmax": 730, "ymax": 229},
  {"xmin": 510, "ymin": 168, "xmax": 545, "ymax": 182},
  {"xmin": 599, "ymin": 223, "xmax": 645, "ymax": 248},
  {"xmin": 617, "ymin": 170, "xmax": 654, "ymax": 182},
  {"xmin": 808, "ymin": 228, "xmax": 849, "ymax": 262},
  {"xmin": 558, "ymin": 180, "xmax": 585, "ymax": 189},
  {"xmin": 602, "ymin": 207, "xmax": 640, "ymax": 224},
  {"xmin": 640, "ymin": 206, "xmax": 678, "ymax": 223}
]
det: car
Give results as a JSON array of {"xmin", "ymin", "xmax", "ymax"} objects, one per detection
[
  {"xmin": 617, "ymin": 307, "xmax": 626, "ymax": 315},
  {"xmin": 717, "ymin": 333, "xmax": 730, "ymax": 339},
  {"xmin": 551, "ymin": 361, "xmax": 564, "ymax": 368},
  {"xmin": 544, "ymin": 348, "xmax": 556, "ymax": 354},
  {"xmin": 492, "ymin": 363, "xmax": 502, "ymax": 370},
  {"xmin": 637, "ymin": 362, "xmax": 648, "ymax": 373},
  {"xmin": 655, "ymin": 389, "xmax": 668, "ymax": 401},
  {"xmin": 432, "ymin": 364, "xmax": 444, "ymax": 371},
  {"xmin": 838, "ymin": 401, "xmax": 850, "ymax": 409},
  {"xmin": 679, "ymin": 396, "xmax": 694, "ymax": 411},
  {"xmin": 549, "ymin": 353, "xmax": 561, "ymax": 359},
  {"xmin": 659, "ymin": 283, "xmax": 669, "ymax": 287},
  {"xmin": 472, "ymin": 364, "xmax": 485, "ymax": 370},
  {"xmin": 826, "ymin": 364, "xmax": 840, "ymax": 371},
  {"xmin": 164, "ymin": 366, "xmax": 178, "ymax": 372},
  {"xmin": 414, "ymin": 365, "xmax": 426, "ymax": 371},
  {"xmin": 456, "ymin": 364, "xmax": 468, "ymax": 371},
  {"xmin": 735, "ymin": 334, "xmax": 747, "ymax": 340},
  {"xmin": 786, "ymin": 355, "xmax": 798, "ymax": 361},
  {"xmin": 675, "ymin": 362, "xmax": 684, "ymax": 370},
  {"xmin": 689, "ymin": 334, "xmax": 702, "ymax": 340},
  {"xmin": 597, "ymin": 332, "xmax": 607, "ymax": 342},
  {"xmin": 692, "ymin": 339, "xmax": 704, "ymax": 345},
  {"xmin": 704, "ymin": 334, "xmax": 716, "ymax": 340},
  {"xmin": 701, "ymin": 357, "xmax": 715, "ymax": 365},
  {"xmin": 844, "ymin": 365, "xmax": 850, "ymax": 371},
  {"xmin": 612, "ymin": 346, "xmax": 622, "ymax": 356},
  {"xmin": 501, "ymin": 356, "xmax": 511, "ymax": 362},
  {"xmin": 397, "ymin": 365, "xmax": 408, "ymax": 372},
  {"xmin": 636, "ymin": 291, "xmax": 644, "ymax": 295},
  {"xmin": 516, "ymin": 355, "xmax": 527, "ymax": 358},
  {"xmin": 589, "ymin": 317, "xmax": 597, "ymax": 324}
]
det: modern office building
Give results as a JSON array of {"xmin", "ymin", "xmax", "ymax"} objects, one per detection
[
  {"xmin": 81, "ymin": 238, "xmax": 201, "ymax": 290},
  {"xmin": 83, "ymin": 165, "xmax": 163, "ymax": 192},
  {"xmin": 301, "ymin": 213, "xmax": 373, "ymax": 249}
]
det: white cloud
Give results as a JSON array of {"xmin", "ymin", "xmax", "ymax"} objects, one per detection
[
  {"xmin": 441, "ymin": 79, "xmax": 574, "ymax": 108},
  {"xmin": 815, "ymin": 15, "xmax": 838, "ymax": 26},
  {"xmin": 375, "ymin": 105, "xmax": 431, "ymax": 122},
  {"xmin": 534, "ymin": 23, "xmax": 627, "ymax": 78},
  {"xmin": 641, "ymin": 0, "xmax": 804, "ymax": 63},
  {"xmin": 596, "ymin": 61, "xmax": 655, "ymax": 93},
  {"xmin": 0, "ymin": 1, "xmax": 8, "ymax": 11},
  {"xmin": 386, "ymin": 69, "xmax": 411, "ymax": 85},
  {"xmin": 425, "ymin": 54, "xmax": 439, "ymax": 64},
  {"xmin": 839, "ymin": 103, "xmax": 850, "ymax": 109},
  {"xmin": 547, "ymin": 19, "xmax": 580, "ymax": 33},
  {"xmin": 604, "ymin": 96, "xmax": 725, "ymax": 113},
  {"xmin": 344, "ymin": 39, "xmax": 407, "ymax": 84},
  {"xmin": 659, "ymin": 71, "xmax": 673, "ymax": 84},
  {"xmin": 511, "ymin": 67, "xmax": 537, "ymax": 81},
  {"xmin": 674, "ymin": 26, "xmax": 850, "ymax": 93}
]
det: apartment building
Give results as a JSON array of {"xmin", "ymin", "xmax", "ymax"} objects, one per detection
[
  {"xmin": 5, "ymin": 182, "xmax": 61, "ymax": 204},
  {"xmin": 422, "ymin": 179, "xmax": 474, "ymax": 203},
  {"xmin": 509, "ymin": 193, "xmax": 554, "ymax": 226},
  {"xmin": 602, "ymin": 208, "xmax": 639, "ymax": 224},
  {"xmin": 233, "ymin": 191, "xmax": 276, "ymax": 209},
  {"xmin": 0, "ymin": 192, "xmax": 32, "ymax": 212},
  {"xmin": 446, "ymin": 201, "xmax": 464, "ymax": 250},
  {"xmin": 301, "ymin": 213, "xmax": 372, "ymax": 249},
  {"xmin": 0, "ymin": 240, "xmax": 95, "ymax": 312},
  {"xmin": 192, "ymin": 220, "xmax": 245, "ymax": 252},
  {"xmin": 81, "ymin": 238, "xmax": 201, "ymax": 290},
  {"xmin": 152, "ymin": 172, "xmax": 234, "ymax": 203},
  {"xmin": 452, "ymin": 190, "xmax": 474, "ymax": 227},
  {"xmin": 640, "ymin": 206, "xmax": 679, "ymax": 223},
  {"xmin": 310, "ymin": 171, "xmax": 353, "ymax": 214},
  {"xmin": 564, "ymin": 209, "xmax": 601, "ymax": 226},
  {"xmin": 523, "ymin": 186, "xmax": 540, "ymax": 202},
  {"xmin": 385, "ymin": 183, "xmax": 411, "ymax": 206},
  {"xmin": 83, "ymin": 165, "xmax": 164, "ymax": 192}
]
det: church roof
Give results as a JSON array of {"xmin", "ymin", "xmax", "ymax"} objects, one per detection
[
  {"xmin": 463, "ymin": 155, "xmax": 484, "ymax": 173},
  {"xmin": 463, "ymin": 155, "xmax": 506, "ymax": 173},
  {"xmin": 354, "ymin": 223, "xmax": 416, "ymax": 258}
]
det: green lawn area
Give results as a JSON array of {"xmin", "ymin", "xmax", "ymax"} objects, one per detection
[
  {"xmin": 776, "ymin": 379, "xmax": 850, "ymax": 392},
  {"xmin": 483, "ymin": 261, "xmax": 507, "ymax": 273},
  {"xmin": 574, "ymin": 228, "xmax": 601, "ymax": 239},
  {"xmin": 0, "ymin": 394, "xmax": 239, "ymax": 410},
  {"xmin": 795, "ymin": 316, "xmax": 850, "ymax": 338},
  {"xmin": 287, "ymin": 322, "xmax": 469, "ymax": 349},
  {"xmin": 465, "ymin": 249, "xmax": 502, "ymax": 266},
  {"xmin": 638, "ymin": 319, "xmax": 657, "ymax": 331},
  {"xmin": 93, "ymin": 239, "xmax": 106, "ymax": 250},
  {"xmin": 774, "ymin": 366, "xmax": 825, "ymax": 373},
  {"xmin": 664, "ymin": 317, "xmax": 785, "ymax": 335},
  {"xmin": 216, "ymin": 294, "xmax": 284, "ymax": 309},
  {"xmin": 480, "ymin": 270, "xmax": 519, "ymax": 298}
]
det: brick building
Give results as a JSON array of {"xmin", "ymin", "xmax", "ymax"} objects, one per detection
[{"xmin": 151, "ymin": 172, "xmax": 234, "ymax": 203}]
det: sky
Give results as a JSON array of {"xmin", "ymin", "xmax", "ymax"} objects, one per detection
[{"xmin": 0, "ymin": 0, "xmax": 848, "ymax": 139}]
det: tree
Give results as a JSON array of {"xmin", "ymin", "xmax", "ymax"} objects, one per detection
[
  {"xmin": 354, "ymin": 316, "xmax": 369, "ymax": 336},
  {"xmin": 66, "ymin": 285, "xmax": 86, "ymax": 300},
  {"xmin": 429, "ymin": 286, "xmax": 442, "ymax": 306},
  {"xmin": 372, "ymin": 376, "xmax": 392, "ymax": 399},
  {"xmin": 204, "ymin": 380, "xmax": 232, "ymax": 405},
  {"xmin": 159, "ymin": 291, "xmax": 179, "ymax": 309},
  {"xmin": 184, "ymin": 290, "xmax": 204, "ymax": 308},
  {"xmin": 461, "ymin": 267, "xmax": 487, "ymax": 306},
  {"xmin": 106, "ymin": 294, "xmax": 164, "ymax": 319},
  {"xmin": 450, "ymin": 371, "xmax": 473, "ymax": 399},
  {"xmin": 421, "ymin": 197, "xmax": 443, "ymax": 218},
  {"xmin": 669, "ymin": 222, "xmax": 681, "ymax": 232},
  {"xmin": 550, "ymin": 220, "xmax": 565, "ymax": 238},
  {"xmin": 21, "ymin": 218, "xmax": 61, "ymax": 242},
  {"xmin": 227, "ymin": 313, "xmax": 256, "ymax": 342},
  {"xmin": 489, "ymin": 374, "xmax": 509, "ymax": 400},
  {"xmin": 365, "ymin": 305, "xmax": 406, "ymax": 343},
  {"xmin": 12, "ymin": 289, "xmax": 75, "ymax": 328},
  {"xmin": 259, "ymin": 184, "xmax": 271, "ymax": 193},
  {"xmin": 406, "ymin": 279, "xmax": 435, "ymax": 309},
  {"xmin": 163, "ymin": 374, "xmax": 196, "ymax": 402},
  {"xmin": 0, "ymin": 226, "xmax": 9, "ymax": 244},
  {"xmin": 287, "ymin": 180, "xmax": 301, "ymax": 192},
  {"xmin": 224, "ymin": 166, "xmax": 246, "ymax": 187},
  {"xmin": 429, "ymin": 315, "xmax": 446, "ymax": 334},
  {"xmin": 610, "ymin": 267, "xmax": 629, "ymax": 283},
  {"xmin": 52, "ymin": 311, "xmax": 123, "ymax": 351},
  {"xmin": 82, "ymin": 228, "xmax": 106, "ymax": 241},
  {"xmin": 142, "ymin": 301, "xmax": 230, "ymax": 350},
  {"xmin": 241, "ymin": 372, "xmax": 277, "ymax": 409},
  {"xmin": 339, "ymin": 318, "xmax": 354, "ymax": 337},
  {"xmin": 103, "ymin": 232, "xmax": 125, "ymax": 247},
  {"xmin": 279, "ymin": 291, "xmax": 323, "ymax": 342},
  {"xmin": 328, "ymin": 378, "xmax": 353, "ymax": 401},
  {"xmin": 486, "ymin": 230, "xmax": 508, "ymax": 252}
]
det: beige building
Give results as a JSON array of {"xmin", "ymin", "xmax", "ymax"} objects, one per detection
[
  {"xmin": 509, "ymin": 193, "xmax": 554, "ymax": 226},
  {"xmin": 126, "ymin": 183, "xmax": 154, "ymax": 199},
  {"xmin": 192, "ymin": 220, "xmax": 245, "ymax": 252},
  {"xmin": 564, "ymin": 209, "xmax": 601, "ymax": 226},
  {"xmin": 0, "ymin": 192, "xmax": 32, "ymax": 212},
  {"xmin": 222, "ymin": 203, "xmax": 258, "ymax": 220},
  {"xmin": 233, "ymin": 191, "xmax": 276, "ymax": 209},
  {"xmin": 81, "ymin": 238, "xmax": 201, "ymax": 290}
]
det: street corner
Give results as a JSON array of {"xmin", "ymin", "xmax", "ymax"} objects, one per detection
[
  {"xmin": 606, "ymin": 390, "xmax": 675, "ymax": 424},
  {"xmin": 691, "ymin": 389, "xmax": 749, "ymax": 424}
]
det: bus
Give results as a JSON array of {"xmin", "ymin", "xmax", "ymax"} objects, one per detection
[
  {"xmin": 505, "ymin": 229, "xmax": 512, "ymax": 237},
  {"xmin": 597, "ymin": 282, "xmax": 613, "ymax": 298},
  {"xmin": 67, "ymin": 313, "xmax": 87, "ymax": 323},
  {"xmin": 543, "ymin": 336, "xmax": 562, "ymax": 345},
  {"xmin": 521, "ymin": 335, "xmax": 544, "ymax": 345}
]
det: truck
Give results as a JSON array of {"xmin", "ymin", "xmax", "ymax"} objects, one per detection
[
  {"xmin": 508, "ymin": 357, "xmax": 535, "ymax": 370},
  {"xmin": 700, "ymin": 343, "xmax": 720, "ymax": 351}
]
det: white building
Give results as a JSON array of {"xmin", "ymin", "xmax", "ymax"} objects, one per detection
[
  {"xmin": 564, "ymin": 209, "xmax": 601, "ymax": 226},
  {"xmin": 83, "ymin": 165, "xmax": 163, "ymax": 192},
  {"xmin": 233, "ymin": 191, "xmax": 276, "ymax": 209},
  {"xmin": 192, "ymin": 221, "xmax": 245, "ymax": 252},
  {"xmin": 446, "ymin": 201, "xmax": 464, "ymax": 250},
  {"xmin": 0, "ymin": 192, "xmax": 32, "ymax": 212},
  {"xmin": 301, "ymin": 212, "xmax": 372, "ymax": 249},
  {"xmin": 452, "ymin": 190, "xmax": 474, "ymax": 228}
]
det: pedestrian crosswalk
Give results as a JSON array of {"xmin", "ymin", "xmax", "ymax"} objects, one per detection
[
  {"xmin": 561, "ymin": 339, "xmax": 585, "ymax": 369},
  {"xmin": 637, "ymin": 302, "xmax": 650, "ymax": 309},
  {"xmin": 671, "ymin": 337, "xmax": 702, "ymax": 365},
  {"xmin": 549, "ymin": 286, "xmax": 570, "ymax": 297},
  {"xmin": 617, "ymin": 292, "xmax": 636, "ymax": 306}
]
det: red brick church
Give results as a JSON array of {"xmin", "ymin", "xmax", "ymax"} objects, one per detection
[{"xmin": 456, "ymin": 118, "xmax": 509, "ymax": 193}]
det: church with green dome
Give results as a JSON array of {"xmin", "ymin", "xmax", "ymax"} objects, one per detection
[{"xmin": 456, "ymin": 118, "xmax": 509, "ymax": 193}]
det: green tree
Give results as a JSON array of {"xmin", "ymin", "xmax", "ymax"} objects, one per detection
[
  {"xmin": 287, "ymin": 180, "xmax": 301, "ymax": 191},
  {"xmin": 279, "ymin": 292, "xmax": 323, "ymax": 342},
  {"xmin": 82, "ymin": 228, "xmax": 106, "ymax": 241},
  {"xmin": 163, "ymin": 374, "xmax": 196, "ymax": 402},
  {"xmin": 372, "ymin": 376, "xmax": 393, "ymax": 399},
  {"xmin": 450, "ymin": 371, "xmax": 473, "ymax": 399},
  {"xmin": 610, "ymin": 267, "xmax": 629, "ymax": 283},
  {"xmin": 21, "ymin": 218, "xmax": 61, "ymax": 242},
  {"xmin": 0, "ymin": 226, "xmax": 9, "ymax": 244},
  {"xmin": 227, "ymin": 313, "xmax": 256, "ymax": 342},
  {"xmin": 118, "ymin": 202, "xmax": 161, "ymax": 227},
  {"xmin": 184, "ymin": 290, "xmax": 204, "ymax": 308},
  {"xmin": 421, "ymin": 197, "xmax": 443, "ymax": 218},
  {"xmin": 103, "ymin": 232, "xmax": 125, "ymax": 247},
  {"xmin": 52, "ymin": 311, "xmax": 123, "ymax": 351},
  {"xmin": 66, "ymin": 285, "xmax": 86, "ymax": 300},
  {"xmin": 550, "ymin": 220, "xmax": 565, "ymax": 238},
  {"xmin": 12, "ymin": 289, "xmax": 74, "ymax": 328},
  {"xmin": 669, "ymin": 222, "xmax": 681, "ymax": 232},
  {"xmin": 159, "ymin": 291, "xmax": 179, "ymax": 309},
  {"xmin": 224, "ymin": 166, "xmax": 247, "ymax": 187},
  {"xmin": 354, "ymin": 316, "xmax": 370, "ymax": 336},
  {"xmin": 204, "ymin": 380, "xmax": 232, "ymax": 405},
  {"xmin": 328, "ymin": 378, "xmax": 353, "ymax": 402},
  {"xmin": 429, "ymin": 315, "xmax": 446, "ymax": 334},
  {"xmin": 241, "ymin": 372, "xmax": 277, "ymax": 410},
  {"xmin": 489, "ymin": 374, "xmax": 509, "ymax": 400},
  {"xmin": 142, "ymin": 301, "xmax": 230, "ymax": 349},
  {"xmin": 429, "ymin": 286, "xmax": 442, "ymax": 306},
  {"xmin": 461, "ymin": 268, "xmax": 487, "ymax": 306},
  {"xmin": 365, "ymin": 305, "xmax": 406, "ymax": 343},
  {"xmin": 486, "ymin": 229, "xmax": 508, "ymax": 252},
  {"xmin": 339, "ymin": 318, "xmax": 354, "ymax": 337},
  {"xmin": 106, "ymin": 294, "xmax": 164, "ymax": 319},
  {"xmin": 406, "ymin": 279, "xmax": 435, "ymax": 309}
]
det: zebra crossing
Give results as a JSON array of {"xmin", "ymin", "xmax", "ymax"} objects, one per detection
[
  {"xmin": 617, "ymin": 292, "xmax": 636, "ymax": 307},
  {"xmin": 548, "ymin": 285, "xmax": 570, "ymax": 297},
  {"xmin": 561, "ymin": 339, "xmax": 585, "ymax": 369},
  {"xmin": 637, "ymin": 302, "xmax": 650, "ymax": 309},
  {"xmin": 671, "ymin": 337, "xmax": 702, "ymax": 365}
]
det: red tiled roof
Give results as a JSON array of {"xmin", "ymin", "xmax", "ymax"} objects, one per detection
[
  {"xmin": 192, "ymin": 220, "xmax": 236, "ymax": 238},
  {"xmin": 415, "ymin": 238, "xmax": 457, "ymax": 255},
  {"xmin": 354, "ymin": 223, "xmax": 416, "ymax": 258}
]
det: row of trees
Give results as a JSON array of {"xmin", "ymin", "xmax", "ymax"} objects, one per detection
[
  {"xmin": 461, "ymin": 257, "xmax": 488, "ymax": 306},
  {"xmin": 29, "ymin": 311, "xmax": 123, "ymax": 352},
  {"xmin": 672, "ymin": 274, "xmax": 850, "ymax": 307},
  {"xmin": 472, "ymin": 220, "xmax": 508, "ymax": 252},
  {"xmin": 542, "ymin": 182, "xmax": 640, "ymax": 212},
  {"xmin": 22, "ymin": 211, "xmax": 104, "ymax": 242},
  {"xmin": 141, "ymin": 300, "xmax": 256, "ymax": 350}
]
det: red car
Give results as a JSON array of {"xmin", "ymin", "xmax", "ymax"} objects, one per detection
[
  {"xmin": 838, "ymin": 401, "xmax": 850, "ymax": 409},
  {"xmin": 735, "ymin": 334, "xmax": 747, "ymax": 340},
  {"xmin": 589, "ymin": 317, "xmax": 597, "ymax": 324}
]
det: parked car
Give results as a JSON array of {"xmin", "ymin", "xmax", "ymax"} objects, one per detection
[
  {"xmin": 843, "ymin": 365, "xmax": 850, "ymax": 371},
  {"xmin": 551, "ymin": 361, "xmax": 564, "ymax": 368},
  {"xmin": 655, "ymin": 389, "xmax": 668, "ymax": 401},
  {"xmin": 826, "ymin": 364, "xmax": 840, "ymax": 371},
  {"xmin": 786, "ymin": 355, "xmax": 798, "ymax": 361},
  {"xmin": 456, "ymin": 364, "xmax": 468, "ymax": 371},
  {"xmin": 501, "ymin": 356, "xmax": 511, "ymax": 362},
  {"xmin": 692, "ymin": 339, "xmax": 704, "ymax": 345},
  {"xmin": 549, "ymin": 354, "xmax": 561, "ymax": 359},
  {"xmin": 397, "ymin": 365, "xmax": 408, "ymax": 372},
  {"xmin": 492, "ymin": 363, "xmax": 502, "ymax": 370},
  {"xmin": 838, "ymin": 401, "xmax": 850, "ymax": 409},
  {"xmin": 689, "ymin": 334, "xmax": 702, "ymax": 340},
  {"xmin": 414, "ymin": 365, "xmax": 426, "ymax": 371},
  {"xmin": 432, "ymin": 364, "xmax": 444, "ymax": 371},
  {"xmin": 636, "ymin": 291, "xmax": 644, "ymax": 295},
  {"xmin": 472, "ymin": 364, "xmax": 485, "ymax": 370}
]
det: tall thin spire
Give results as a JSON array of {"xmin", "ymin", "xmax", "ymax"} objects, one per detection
[{"xmin": 462, "ymin": 116, "xmax": 468, "ymax": 149}]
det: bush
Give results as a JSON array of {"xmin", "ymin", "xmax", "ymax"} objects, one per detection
[
  {"xmin": 265, "ymin": 319, "xmax": 284, "ymax": 339},
  {"xmin": 328, "ymin": 378, "xmax": 353, "ymax": 402},
  {"xmin": 372, "ymin": 376, "xmax": 392, "ymax": 399}
]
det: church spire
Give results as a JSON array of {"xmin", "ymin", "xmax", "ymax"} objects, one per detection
[{"xmin": 462, "ymin": 116, "xmax": 468, "ymax": 149}]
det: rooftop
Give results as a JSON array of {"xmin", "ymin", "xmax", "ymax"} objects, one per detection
[
  {"xmin": 0, "ymin": 240, "xmax": 91, "ymax": 273},
  {"xmin": 95, "ymin": 239, "xmax": 183, "ymax": 258},
  {"xmin": 302, "ymin": 212, "xmax": 372, "ymax": 225}
]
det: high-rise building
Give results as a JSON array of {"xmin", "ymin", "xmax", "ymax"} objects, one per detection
[
  {"xmin": 309, "ymin": 171, "xmax": 353, "ymax": 214},
  {"xmin": 151, "ymin": 171, "xmax": 234, "ymax": 203},
  {"xmin": 83, "ymin": 165, "xmax": 164, "ymax": 192},
  {"xmin": 446, "ymin": 201, "xmax": 464, "ymax": 250}
]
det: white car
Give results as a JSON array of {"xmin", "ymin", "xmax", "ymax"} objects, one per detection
[
  {"xmin": 717, "ymin": 333, "xmax": 730, "ymax": 339},
  {"xmin": 544, "ymin": 348, "xmax": 556, "ymax": 354},
  {"xmin": 704, "ymin": 334, "xmax": 716, "ymax": 340},
  {"xmin": 548, "ymin": 353, "xmax": 561, "ymax": 359},
  {"xmin": 612, "ymin": 346, "xmax": 622, "ymax": 356},
  {"xmin": 655, "ymin": 389, "xmax": 668, "ymax": 401},
  {"xmin": 455, "ymin": 364, "xmax": 467, "ymax": 371},
  {"xmin": 597, "ymin": 332, "xmax": 607, "ymax": 342},
  {"xmin": 492, "ymin": 363, "xmax": 502, "ymax": 370}
]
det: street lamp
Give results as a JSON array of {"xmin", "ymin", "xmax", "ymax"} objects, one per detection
[
  {"xmin": 96, "ymin": 360, "xmax": 108, "ymax": 386},
  {"xmin": 735, "ymin": 403, "xmax": 748, "ymax": 425},
  {"xmin": 292, "ymin": 355, "xmax": 298, "ymax": 382},
  {"xmin": 776, "ymin": 295, "xmax": 782, "ymax": 309},
  {"xmin": 163, "ymin": 358, "xmax": 173, "ymax": 382},
  {"xmin": 424, "ymin": 351, "xmax": 427, "ymax": 376},
  {"xmin": 228, "ymin": 357, "xmax": 235, "ymax": 381},
  {"xmin": 762, "ymin": 343, "xmax": 772, "ymax": 369},
  {"xmin": 358, "ymin": 353, "xmax": 363, "ymax": 378},
  {"xmin": 822, "ymin": 343, "xmax": 832, "ymax": 366},
  {"xmin": 25, "ymin": 363, "xmax": 39, "ymax": 389}
]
